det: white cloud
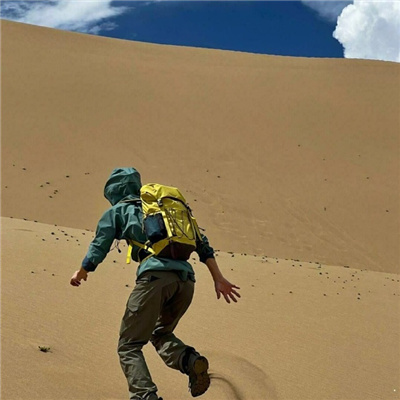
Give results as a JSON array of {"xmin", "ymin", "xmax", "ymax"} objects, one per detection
[
  {"xmin": 0, "ymin": 0, "xmax": 129, "ymax": 34},
  {"xmin": 302, "ymin": 1, "xmax": 352, "ymax": 23},
  {"xmin": 333, "ymin": 0, "xmax": 400, "ymax": 62}
]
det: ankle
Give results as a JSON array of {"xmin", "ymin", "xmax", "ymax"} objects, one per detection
[{"xmin": 179, "ymin": 347, "xmax": 199, "ymax": 374}]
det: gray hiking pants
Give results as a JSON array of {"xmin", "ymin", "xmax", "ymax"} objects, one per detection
[{"xmin": 118, "ymin": 270, "xmax": 195, "ymax": 400}]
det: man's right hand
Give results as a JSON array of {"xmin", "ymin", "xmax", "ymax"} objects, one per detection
[{"xmin": 70, "ymin": 268, "xmax": 88, "ymax": 287}]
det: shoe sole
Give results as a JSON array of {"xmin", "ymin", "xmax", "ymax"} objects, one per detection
[{"xmin": 189, "ymin": 356, "xmax": 210, "ymax": 397}]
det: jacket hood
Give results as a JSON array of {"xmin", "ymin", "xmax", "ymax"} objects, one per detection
[{"xmin": 104, "ymin": 167, "xmax": 142, "ymax": 206}]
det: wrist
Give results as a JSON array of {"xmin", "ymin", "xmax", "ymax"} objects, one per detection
[{"xmin": 211, "ymin": 271, "xmax": 224, "ymax": 282}]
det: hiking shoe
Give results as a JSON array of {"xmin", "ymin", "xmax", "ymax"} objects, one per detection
[
  {"xmin": 143, "ymin": 393, "xmax": 162, "ymax": 400},
  {"xmin": 188, "ymin": 355, "xmax": 210, "ymax": 397}
]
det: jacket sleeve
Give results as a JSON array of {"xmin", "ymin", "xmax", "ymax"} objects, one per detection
[
  {"xmin": 82, "ymin": 208, "xmax": 118, "ymax": 272},
  {"xmin": 195, "ymin": 233, "xmax": 215, "ymax": 263}
]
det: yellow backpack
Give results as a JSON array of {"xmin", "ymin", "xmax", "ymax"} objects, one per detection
[{"xmin": 126, "ymin": 183, "xmax": 202, "ymax": 264}]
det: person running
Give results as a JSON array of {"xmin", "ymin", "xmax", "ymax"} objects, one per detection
[{"xmin": 70, "ymin": 167, "xmax": 241, "ymax": 400}]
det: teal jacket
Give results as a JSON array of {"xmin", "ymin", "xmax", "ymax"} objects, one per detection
[{"xmin": 82, "ymin": 168, "xmax": 214, "ymax": 280}]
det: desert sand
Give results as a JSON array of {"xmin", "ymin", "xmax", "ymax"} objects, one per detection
[{"xmin": 1, "ymin": 20, "xmax": 399, "ymax": 400}]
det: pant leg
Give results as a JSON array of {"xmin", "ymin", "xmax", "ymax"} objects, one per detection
[
  {"xmin": 150, "ymin": 276, "xmax": 195, "ymax": 372},
  {"xmin": 118, "ymin": 273, "xmax": 165, "ymax": 400}
]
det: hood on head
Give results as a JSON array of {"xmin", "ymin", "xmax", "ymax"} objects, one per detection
[{"xmin": 104, "ymin": 167, "xmax": 142, "ymax": 205}]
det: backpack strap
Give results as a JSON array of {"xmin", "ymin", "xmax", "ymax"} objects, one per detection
[
  {"xmin": 192, "ymin": 220, "xmax": 203, "ymax": 243},
  {"xmin": 117, "ymin": 198, "xmax": 145, "ymax": 264},
  {"xmin": 126, "ymin": 239, "xmax": 155, "ymax": 264},
  {"xmin": 187, "ymin": 208, "xmax": 203, "ymax": 243}
]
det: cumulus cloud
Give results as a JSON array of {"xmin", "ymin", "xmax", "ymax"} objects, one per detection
[
  {"xmin": 0, "ymin": 0, "xmax": 129, "ymax": 34},
  {"xmin": 302, "ymin": 1, "xmax": 352, "ymax": 23},
  {"xmin": 333, "ymin": 0, "xmax": 400, "ymax": 62}
]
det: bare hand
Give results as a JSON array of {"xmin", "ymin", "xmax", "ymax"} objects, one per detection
[
  {"xmin": 215, "ymin": 278, "xmax": 241, "ymax": 304},
  {"xmin": 70, "ymin": 268, "xmax": 88, "ymax": 287}
]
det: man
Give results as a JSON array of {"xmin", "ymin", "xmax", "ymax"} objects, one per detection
[{"xmin": 70, "ymin": 167, "xmax": 241, "ymax": 400}]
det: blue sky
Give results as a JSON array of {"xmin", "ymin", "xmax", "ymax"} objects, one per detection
[
  {"xmin": 1, "ymin": 1, "xmax": 399, "ymax": 62},
  {"xmin": 101, "ymin": 1, "xmax": 345, "ymax": 58}
]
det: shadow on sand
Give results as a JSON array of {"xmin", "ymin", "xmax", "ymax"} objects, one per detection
[
  {"xmin": 210, "ymin": 373, "xmax": 246, "ymax": 400},
  {"xmin": 208, "ymin": 353, "xmax": 279, "ymax": 400}
]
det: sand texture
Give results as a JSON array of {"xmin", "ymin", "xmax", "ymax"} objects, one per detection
[{"xmin": 1, "ymin": 20, "xmax": 399, "ymax": 400}]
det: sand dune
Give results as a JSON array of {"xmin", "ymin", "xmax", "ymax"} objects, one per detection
[
  {"xmin": 1, "ymin": 20, "xmax": 399, "ymax": 400},
  {"xmin": 2, "ymin": 217, "xmax": 399, "ymax": 400},
  {"xmin": 2, "ymin": 20, "xmax": 399, "ymax": 273}
]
